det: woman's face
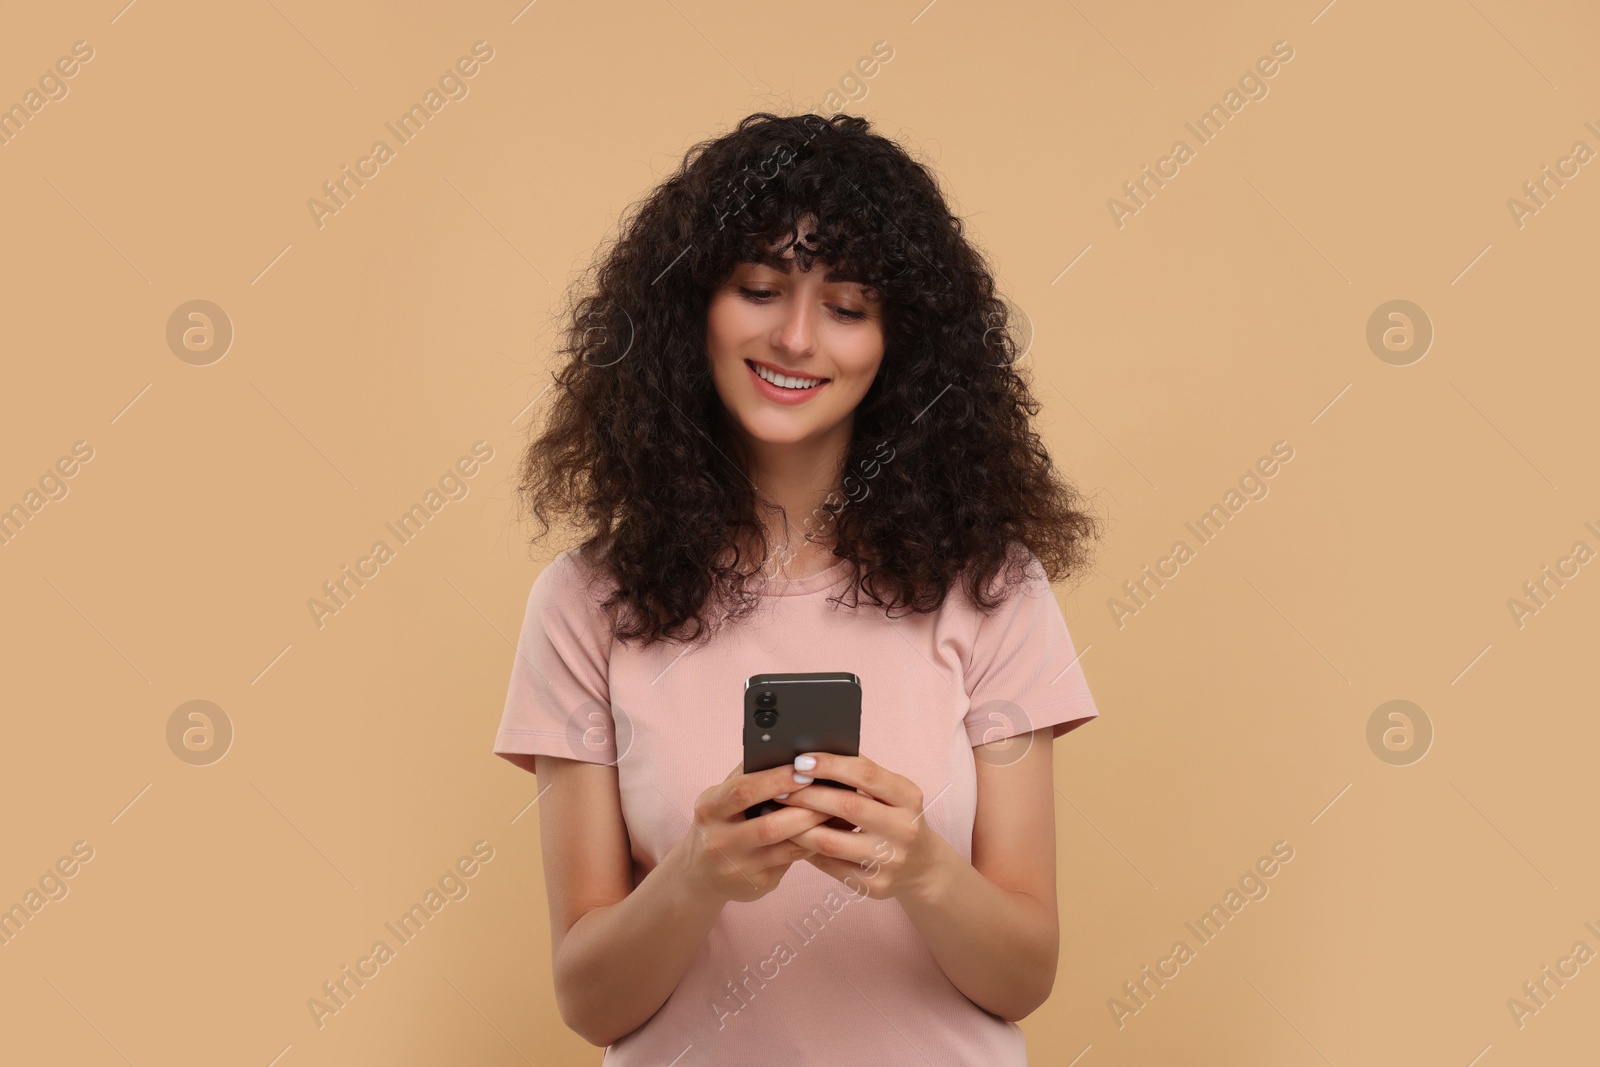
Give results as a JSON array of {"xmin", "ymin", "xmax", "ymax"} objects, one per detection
[{"xmin": 706, "ymin": 222, "xmax": 885, "ymax": 451}]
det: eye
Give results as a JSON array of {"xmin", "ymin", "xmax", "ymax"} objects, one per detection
[{"xmin": 739, "ymin": 287, "xmax": 869, "ymax": 322}]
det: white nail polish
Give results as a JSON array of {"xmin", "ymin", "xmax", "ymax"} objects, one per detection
[
  {"xmin": 776, "ymin": 793, "xmax": 789, "ymax": 799},
  {"xmin": 793, "ymin": 773, "xmax": 814, "ymax": 785}
]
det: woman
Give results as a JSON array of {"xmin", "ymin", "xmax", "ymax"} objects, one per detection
[{"xmin": 493, "ymin": 111, "xmax": 1102, "ymax": 1065}]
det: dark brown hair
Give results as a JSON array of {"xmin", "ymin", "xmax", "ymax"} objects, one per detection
[{"xmin": 517, "ymin": 111, "xmax": 1102, "ymax": 646}]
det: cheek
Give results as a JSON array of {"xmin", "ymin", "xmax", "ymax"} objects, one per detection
[
  {"xmin": 704, "ymin": 301, "xmax": 729, "ymax": 356},
  {"xmin": 839, "ymin": 339, "xmax": 883, "ymax": 388},
  {"xmin": 706, "ymin": 292, "xmax": 742, "ymax": 340}
]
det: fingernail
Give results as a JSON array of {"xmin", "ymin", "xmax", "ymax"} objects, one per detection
[
  {"xmin": 792, "ymin": 772, "xmax": 814, "ymax": 785},
  {"xmin": 794, "ymin": 755, "xmax": 817, "ymax": 771},
  {"xmin": 776, "ymin": 793, "xmax": 789, "ymax": 799}
]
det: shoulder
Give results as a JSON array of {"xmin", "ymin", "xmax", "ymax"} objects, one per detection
[
  {"xmin": 539, "ymin": 544, "xmax": 616, "ymax": 592},
  {"xmin": 956, "ymin": 541, "xmax": 1052, "ymax": 616},
  {"xmin": 529, "ymin": 546, "xmax": 620, "ymax": 627},
  {"xmin": 924, "ymin": 543, "xmax": 1056, "ymax": 667}
]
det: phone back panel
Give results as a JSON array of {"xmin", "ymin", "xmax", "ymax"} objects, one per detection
[{"xmin": 742, "ymin": 672, "xmax": 861, "ymax": 819}]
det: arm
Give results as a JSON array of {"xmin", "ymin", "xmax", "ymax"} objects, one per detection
[
  {"xmin": 536, "ymin": 755, "xmax": 725, "ymax": 1047},
  {"xmin": 897, "ymin": 727, "xmax": 1060, "ymax": 1021},
  {"xmin": 783, "ymin": 729, "xmax": 1061, "ymax": 1022},
  {"xmin": 536, "ymin": 754, "xmax": 832, "ymax": 1046}
]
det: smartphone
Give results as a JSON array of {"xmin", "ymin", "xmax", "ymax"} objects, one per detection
[{"xmin": 742, "ymin": 672, "xmax": 861, "ymax": 823}]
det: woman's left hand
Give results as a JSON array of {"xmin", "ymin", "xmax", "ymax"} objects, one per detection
[{"xmin": 780, "ymin": 752, "xmax": 954, "ymax": 903}]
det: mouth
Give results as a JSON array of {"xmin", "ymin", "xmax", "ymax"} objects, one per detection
[{"xmin": 745, "ymin": 359, "xmax": 830, "ymax": 403}]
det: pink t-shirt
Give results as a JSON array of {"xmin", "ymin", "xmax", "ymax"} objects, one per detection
[{"xmin": 493, "ymin": 544, "xmax": 1099, "ymax": 1066}]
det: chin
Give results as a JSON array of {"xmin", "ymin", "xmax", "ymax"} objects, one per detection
[{"xmin": 735, "ymin": 411, "xmax": 829, "ymax": 445}]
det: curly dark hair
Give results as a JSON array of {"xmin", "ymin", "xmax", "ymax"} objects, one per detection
[{"xmin": 517, "ymin": 111, "xmax": 1102, "ymax": 646}]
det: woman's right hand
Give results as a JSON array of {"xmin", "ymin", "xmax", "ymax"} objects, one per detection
[{"xmin": 677, "ymin": 761, "xmax": 829, "ymax": 904}]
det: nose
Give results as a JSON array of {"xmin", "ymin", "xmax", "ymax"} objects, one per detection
[{"xmin": 773, "ymin": 292, "xmax": 817, "ymax": 361}]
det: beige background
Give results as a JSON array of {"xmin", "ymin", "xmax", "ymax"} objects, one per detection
[{"xmin": 2, "ymin": 0, "xmax": 1596, "ymax": 1063}]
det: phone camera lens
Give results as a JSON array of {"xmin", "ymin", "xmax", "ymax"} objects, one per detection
[
  {"xmin": 755, "ymin": 691, "xmax": 776, "ymax": 709},
  {"xmin": 754, "ymin": 709, "xmax": 778, "ymax": 729}
]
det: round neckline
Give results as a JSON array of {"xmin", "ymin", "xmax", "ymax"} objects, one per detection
[{"xmin": 752, "ymin": 555, "xmax": 853, "ymax": 597}]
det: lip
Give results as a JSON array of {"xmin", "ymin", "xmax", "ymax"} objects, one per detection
[{"xmin": 744, "ymin": 359, "xmax": 830, "ymax": 405}]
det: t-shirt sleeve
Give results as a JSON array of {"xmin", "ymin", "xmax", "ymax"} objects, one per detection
[
  {"xmin": 492, "ymin": 549, "xmax": 618, "ymax": 775},
  {"xmin": 961, "ymin": 548, "xmax": 1099, "ymax": 747}
]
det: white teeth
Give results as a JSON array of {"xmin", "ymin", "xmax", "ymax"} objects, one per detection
[{"xmin": 752, "ymin": 363, "xmax": 824, "ymax": 390}]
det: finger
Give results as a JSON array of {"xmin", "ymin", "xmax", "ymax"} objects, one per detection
[
  {"xmin": 789, "ymin": 823, "xmax": 876, "ymax": 866},
  {"xmin": 721, "ymin": 764, "xmax": 818, "ymax": 820},
  {"xmin": 742, "ymin": 804, "xmax": 832, "ymax": 847},
  {"xmin": 748, "ymin": 835, "xmax": 819, "ymax": 871},
  {"xmin": 777, "ymin": 778, "xmax": 888, "ymax": 834},
  {"xmin": 793, "ymin": 753, "xmax": 917, "ymax": 809}
]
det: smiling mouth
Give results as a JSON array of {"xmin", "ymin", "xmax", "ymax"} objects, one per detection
[{"xmin": 745, "ymin": 359, "xmax": 830, "ymax": 391}]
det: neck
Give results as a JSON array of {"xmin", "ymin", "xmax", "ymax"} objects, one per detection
[{"xmin": 732, "ymin": 419, "xmax": 852, "ymax": 574}]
